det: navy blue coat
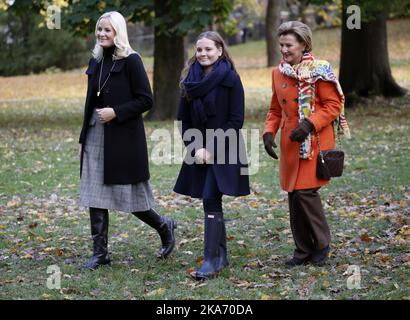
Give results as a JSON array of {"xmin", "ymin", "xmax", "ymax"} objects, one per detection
[
  {"xmin": 173, "ymin": 70, "xmax": 250, "ymax": 198},
  {"xmin": 79, "ymin": 53, "xmax": 152, "ymax": 184}
]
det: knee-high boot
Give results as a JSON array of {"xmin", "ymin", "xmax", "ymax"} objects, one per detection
[
  {"xmin": 132, "ymin": 209, "xmax": 177, "ymax": 258},
  {"xmin": 83, "ymin": 208, "xmax": 110, "ymax": 270},
  {"xmin": 218, "ymin": 215, "xmax": 229, "ymax": 270},
  {"xmin": 194, "ymin": 212, "xmax": 225, "ymax": 280}
]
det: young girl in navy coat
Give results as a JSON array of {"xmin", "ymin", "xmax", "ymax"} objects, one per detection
[{"xmin": 174, "ymin": 31, "xmax": 250, "ymax": 280}]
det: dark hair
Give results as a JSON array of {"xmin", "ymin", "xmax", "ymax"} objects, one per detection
[{"xmin": 179, "ymin": 31, "xmax": 236, "ymax": 89}]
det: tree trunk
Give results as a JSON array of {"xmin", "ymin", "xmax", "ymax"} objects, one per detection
[
  {"xmin": 146, "ymin": 1, "xmax": 185, "ymax": 120},
  {"xmin": 19, "ymin": 11, "xmax": 32, "ymax": 74},
  {"xmin": 266, "ymin": 0, "xmax": 281, "ymax": 67},
  {"xmin": 339, "ymin": 3, "xmax": 406, "ymax": 105}
]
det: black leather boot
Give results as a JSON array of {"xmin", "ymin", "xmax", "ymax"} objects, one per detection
[
  {"xmin": 83, "ymin": 208, "xmax": 111, "ymax": 270},
  {"xmin": 194, "ymin": 213, "xmax": 224, "ymax": 280},
  {"xmin": 132, "ymin": 209, "xmax": 177, "ymax": 258}
]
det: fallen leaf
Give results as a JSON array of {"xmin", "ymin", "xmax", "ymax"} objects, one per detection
[
  {"xmin": 28, "ymin": 222, "xmax": 38, "ymax": 229},
  {"xmin": 360, "ymin": 233, "xmax": 372, "ymax": 242},
  {"xmin": 227, "ymin": 235, "xmax": 234, "ymax": 240},
  {"xmin": 146, "ymin": 287, "xmax": 166, "ymax": 297}
]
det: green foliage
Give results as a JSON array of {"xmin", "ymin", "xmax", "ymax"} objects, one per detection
[
  {"xmin": 63, "ymin": 0, "xmax": 153, "ymax": 37},
  {"xmin": 389, "ymin": 0, "xmax": 410, "ymax": 19},
  {"xmin": 162, "ymin": 0, "xmax": 233, "ymax": 35},
  {"xmin": 311, "ymin": 0, "xmax": 410, "ymax": 21},
  {"xmin": 314, "ymin": 0, "xmax": 342, "ymax": 28},
  {"xmin": 0, "ymin": 14, "xmax": 88, "ymax": 76},
  {"xmin": 63, "ymin": 0, "xmax": 233, "ymax": 37},
  {"xmin": 0, "ymin": 1, "xmax": 89, "ymax": 76}
]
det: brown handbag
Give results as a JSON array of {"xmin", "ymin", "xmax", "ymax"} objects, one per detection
[{"xmin": 316, "ymin": 132, "xmax": 344, "ymax": 180}]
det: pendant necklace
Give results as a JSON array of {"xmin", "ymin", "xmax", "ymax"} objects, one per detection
[{"xmin": 97, "ymin": 56, "xmax": 116, "ymax": 97}]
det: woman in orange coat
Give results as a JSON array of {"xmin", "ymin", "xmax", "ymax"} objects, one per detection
[{"xmin": 263, "ymin": 21, "xmax": 348, "ymax": 267}]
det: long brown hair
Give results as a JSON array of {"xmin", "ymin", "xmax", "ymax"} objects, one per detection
[{"xmin": 179, "ymin": 31, "xmax": 236, "ymax": 90}]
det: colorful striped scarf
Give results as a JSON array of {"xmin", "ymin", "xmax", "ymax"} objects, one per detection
[{"xmin": 279, "ymin": 52, "xmax": 351, "ymax": 159}]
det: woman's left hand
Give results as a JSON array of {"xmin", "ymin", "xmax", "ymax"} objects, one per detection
[
  {"xmin": 96, "ymin": 107, "xmax": 116, "ymax": 123},
  {"xmin": 289, "ymin": 118, "xmax": 314, "ymax": 142}
]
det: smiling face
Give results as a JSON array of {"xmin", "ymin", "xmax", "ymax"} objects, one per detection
[
  {"xmin": 279, "ymin": 33, "xmax": 306, "ymax": 66},
  {"xmin": 96, "ymin": 18, "xmax": 116, "ymax": 48},
  {"xmin": 195, "ymin": 37, "xmax": 222, "ymax": 72}
]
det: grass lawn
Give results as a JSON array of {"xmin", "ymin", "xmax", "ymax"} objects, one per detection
[{"xmin": 0, "ymin": 19, "xmax": 409, "ymax": 300}]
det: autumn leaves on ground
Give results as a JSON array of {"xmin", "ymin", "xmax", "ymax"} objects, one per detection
[{"xmin": 0, "ymin": 20, "xmax": 409, "ymax": 300}]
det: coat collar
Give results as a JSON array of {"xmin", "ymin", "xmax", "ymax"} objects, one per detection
[
  {"xmin": 85, "ymin": 57, "xmax": 126, "ymax": 75},
  {"xmin": 85, "ymin": 58, "xmax": 98, "ymax": 75}
]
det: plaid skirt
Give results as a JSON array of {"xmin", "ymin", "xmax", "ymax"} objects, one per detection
[{"xmin": 79, "ymin": 109, "xmax": 155, "ymax": 213}]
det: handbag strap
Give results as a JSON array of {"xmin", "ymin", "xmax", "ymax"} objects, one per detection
[
  {"xmin": 316, "ymin": 131, "xmax": 324, "ymax": 163},
  {"xmin": 315, "ymin": 121, "xmax": 338, "ymax": 163}
]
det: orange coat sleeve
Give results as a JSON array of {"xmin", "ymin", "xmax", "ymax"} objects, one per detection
[
  {"xmin": 308, "ymin": 80, "xmax": 342, "ymax": 132},
  {"xmin": 264, "ymin": 69, "xmax": 282, "ymax": 138}
]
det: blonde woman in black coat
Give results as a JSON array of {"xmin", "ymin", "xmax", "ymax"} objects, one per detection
[{"xmin": 79, "ymin": 11, "xmax": 176, "ymax": 270}]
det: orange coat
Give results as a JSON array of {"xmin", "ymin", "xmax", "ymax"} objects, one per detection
[{"xmin": 264, "ymin": 67, "xmax": 342, "ymax": 192}]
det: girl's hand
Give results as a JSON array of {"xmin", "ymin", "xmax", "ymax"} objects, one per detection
[
  {"xmin": 195, "ymin": 148, "xmax": 211, "ymax": 164},
  {"xmin": 96, "ymin": 107, "xmax": 116, "ymax": 123}
]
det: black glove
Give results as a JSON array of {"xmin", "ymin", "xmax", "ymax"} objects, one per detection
[
  {"xmin": 263, "ymin": 132, "xmax": 278, "ymax": 159},
  {"xmin": 289, "ymin": 119, "xmax": 314, "ymax": 142}
]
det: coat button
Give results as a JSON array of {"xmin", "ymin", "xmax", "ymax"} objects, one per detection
[
  {"xmin": 294, "ymin": 98, "xmax": 298, "ymax": 103},
  {"xmin": 282, "ymin": 83, "xmax": 287, "ymax": 89},
  {"xmin": 282, "ymin": 98, "xmax": 287, "ymax": 104}
]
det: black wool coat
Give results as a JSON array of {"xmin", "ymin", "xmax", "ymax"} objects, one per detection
[
  {"xmin": 79, "ymin": 53, "xmax": 153, "ymax": 184},
  {"xmin": 173, "ymin": 70, "xmax": 250, "ymax": 198}
]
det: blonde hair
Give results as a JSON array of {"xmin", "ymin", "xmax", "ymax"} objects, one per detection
[
  {"xmin": 277, "ymin": 21, "xmax": 313, "ymax": 52},
  {"xmin": 180, "ymin": 31, "xmax": 236, "ymax": 89},
  {"xmin": 92, "ymin": 11, "xmax": 136, "ymax": 62}
]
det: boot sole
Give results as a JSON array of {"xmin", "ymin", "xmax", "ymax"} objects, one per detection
[
  {"xmin": 311, "ymin": 257, "xmax": 329, "ymax": 266},
  {"xmin": 284, "ymin": 258, "xmax": 310, "ymax": 267},
  {"xmin": 190, "ymin": 270, "xmax": 219, "ymax": 281},
  {"xmin": 83, "ymin": 260, "xmax": 111, "ymax": 271}
]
